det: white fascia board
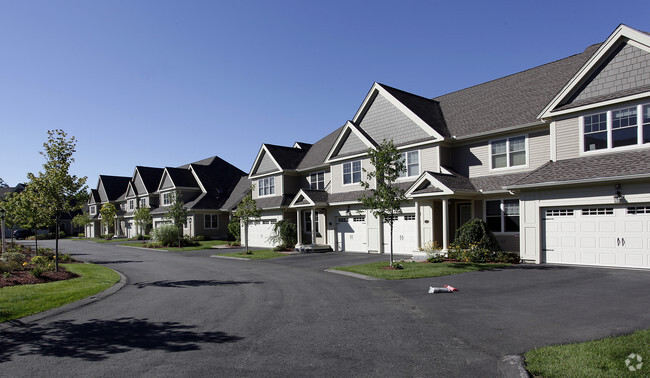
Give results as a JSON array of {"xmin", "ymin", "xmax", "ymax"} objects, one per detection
[
  {"xmin": 505, "ymin": 173, "xmax": 650, "ymax": 190},
  {"xmin": 188, "ymin": 165, "xmax": 207, "ymax": 193},
  {"xmin": 288, "ymin": 190, "xmax": 316, "ymax": 208},
  {"xmin": 327, "ymin": 200, "xmax": 362, "ymax": 206},
  {"xmin": 125, "ymin": 182, "xmax": 137, "ymax": 199},
  {"xmin": 404, "ymin": 172, "xmax": 454, "ymax": 197},
  {"xmin": 539, "ymin": 24, "xmax": 650, "ymax": 119},
  {"xmin": 249, "ymin": 144, "xmax": 284, "ymax": 179},
  {"xmin": 155, "ymin": 169, "xmax": 172, "ymax": 192},
  {"xmin": 540, "ymin": 92, "xmax": 650, "ymax": 118},
  {"xmin": 452, "ymin": 121, "xmax": 547, "ymax": 141},
  {"xmin": 324, "ymin": 121, "xmax": 376, "ymax": 163}
]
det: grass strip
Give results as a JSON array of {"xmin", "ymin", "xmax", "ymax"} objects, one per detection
[
  {"xmin": 218, "ymin": 249, "xmax": 288, "ymax": 260},
  {"xmin": 524, "ymin": 329, "xmax": 650, "ymax": 377},
  {"xmin": 121, "ymin": 240, "xmax": 229, "ymax": 251},
  {"xmin": 331, "ymin": 261, "xmax": 510, "ymax": 279},
  {"xmin": 0, "ymin": 263, "xmax": 120, "ymax": 323}
]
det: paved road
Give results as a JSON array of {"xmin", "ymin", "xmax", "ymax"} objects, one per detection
[{"xmin": 1, "ymin": 240, "xmax": 649, "ymax": 377}]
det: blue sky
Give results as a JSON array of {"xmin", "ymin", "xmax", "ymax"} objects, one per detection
[{"xmin": 1, "ymin": 0, "xmax": 649, "ymax": 187}]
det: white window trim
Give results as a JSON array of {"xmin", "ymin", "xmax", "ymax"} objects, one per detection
[
  {"xmin": 579, "ymin": 102, "xmax": 650, "ymax": 156},
  {"xmin": 128, "ymin": 199, "xmax": 134, "ymax": 210},
  {"xmin": 309, "ymin": 171, "xmax": 325, "ymax": 190},
  {"xmin": 484, "ymin": 199, "xmax": 520, "ymax": 234},
  {"xmin": 162, "ymin": 192, "xmax": 173, "ymax": 206},
  {"xmin": 489, "ymin": 135, "xmax": 529, "ymax": 171},
  {"xmin": 258, "ymin": 177, "xmax": 276, "ymax": 197},
  {"xmin": 342, "ymin": 160, "xmax": 362, "ymax": 186},
  {"xmin": 89, "ymin": 205, "xmax": 96, "ymax": 215},
  {"xmin": 397, "ymin": 150, "xmax": 420, "ymax": 180},
  {"xmin": 139, "ymin": 198, "xmax": 147, "ymax": 208},
  {"xmin": 204, "ymin": 214, "xmax": 219, "ymax": 229}
]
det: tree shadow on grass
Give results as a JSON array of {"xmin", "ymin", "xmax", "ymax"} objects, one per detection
[
  {"xmin": 91, "ymin": 260, "xmax": 143, "ymax": 265},
  {"xmin": 0, "ymin": 317, "xmax": 242, "ymax": 362},
  {"xmin": 133, "ymin": 280, "xmax": 264, "ymax": 289}
]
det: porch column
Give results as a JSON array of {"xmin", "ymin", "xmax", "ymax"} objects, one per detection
[
  {"xmin": 442, "ymin": 198, "xmax": 449, "ymax": 250},
  {"xmin": 415, "ymin": 200, "xmax": 421, "ymax": 250},
  {"xmin": 310, "ymin": 208, "xmax": 316, "ymax": 245},
  {"xmin": 296, "ymin": 210, "xmax": 302, "ymax": 244}
]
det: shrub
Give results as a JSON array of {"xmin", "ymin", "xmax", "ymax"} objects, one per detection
[
  {"xmin": 268, "ymin": 220, "xmax": 297, "ymax": 249},
  {"xmin": 38, "ymin": 248, "xmax": 54, "ymax": 258},
  {"xmin": 31, "ymin": 255, "xmax": 52, "ymax": 267},
  {"xmin": 2, "ymin": 272, "xmax": 10, "ymax": 279},
  {"xmin": 391, "ymin": 261, "xmax": 405, "ymax": 270},
  {"xmin": 495, "ymin": 251, "xmax": 520, "ymax": 264},
  {"xmin": 136, "ymin": 234, "xmax": 152, "ymax": 241},
  {"xmin": 227, "ymin": 216, "xmax": 241, "ymax": 242},
  {"xmin": 58, "ymin": 254, "xmax": 74, "ymax": 262},
  {"xmin": 427, "ymin": 254, "xmax": 445, "ymax": 263},
  {"xmin": 1, "ymin": 252, "xmax": 29, "ymax": 266},
  {"xmin": 31, "ymin": 267, "xmax": 44, "ymax": 278},
  {"xmin": 194, "ymin": 235, "xmax": 207, "ymax": 242},
  {"xmin": 100, "ymin": 233, "xmax": 114, "ymax": 240},
  {"xmin": 422, "ymin": 240, "xmax": 444, "ymax": 262},
  {"xmin": 453, "ymin": 218, "xmax": 502, "ymax": 252},
  {"xmin": 152, "ymin": 225, "xmax": 179, "ymax": 246},
  {"xmin": 78, "ymin": 233, "xmax": 85, "ymax": 238},
  {"xmin": 0, "ymin": 260, "xmax": 20, "ymax": 274},
  {"xmin": 228, "ymin": 241, "xmax": 240, "ymax": 247}
]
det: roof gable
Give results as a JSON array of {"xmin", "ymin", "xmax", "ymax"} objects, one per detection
[
  {"xmin": 133, "ymin": 166, "xmax": 164, "ymax": 194},
  {"xmin": 97, "ymin": 175, "xmax": 131, "ymax": 202},
  {"xmin": 325, "ymin": 121, "xmax": 375, "ymax": 163},
  {"xmin": 250, "ymin": 147, "xmax": 283, "ymax": 177},
  {"xmin": 159, "ymin": 171, "xmax": 175, "ymax": 190},
  {"xmin": 541, "ymin": 24, "xmax": 650, "ymax": 118},
  {"xmin": 125, "ymin": 182, "xmax": 137, "ymax": 199}
]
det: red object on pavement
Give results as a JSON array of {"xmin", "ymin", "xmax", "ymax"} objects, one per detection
[{"xmin": 444, "ymin": 285, "xmax": 458, "ymax": 292}]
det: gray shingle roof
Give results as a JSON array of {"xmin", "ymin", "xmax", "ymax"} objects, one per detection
[
  {"xmin": 99, "ymin": 175, "xmax": 132, "ymax": 201},
  {"xmin": 296, "ymin": 127, "xmax": 344, "ymax": 170},
  {"xmin": 264, "ymin": 144, "xmax": 308, "ymax": 170},
  {"xmin": 135, "ymin": 166, "xmax": 164, "ymax": 194},
  {"xmin": 508, "ymin": 149, "xmax": 650, "ymax": 188},
  {"xmin": 433, "ymin": 44, "xmax": 602, "ymax": 138},
  {"xmin": 165, "ymin": 167, "xmax": 199, "ymax": 188},
  {"xmin": 428, "ymin": 170, "xmax": 476, "ymax": 192},
  {"xmin": 220, "ymin": 176, "xmax": 252, "ymax": 211},
  {"xmin": 298, "ymin": 189, "xmax": 329, "ymax": 204},
  {"xmin": 470, "ymin": 172, "xmax": 532, "ymax": 192},
  {"xmin": 256, "ymin": 194, "xmax": 295, "ymax": 210}
]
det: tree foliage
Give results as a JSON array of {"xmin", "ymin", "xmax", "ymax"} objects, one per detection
[
  {"xmin": 233, "ymin": 186, "xmax": 261, "ymax": 253},
  {"xmin": 268, "ymin": 219, "xmax": 297, "ymax": 249},
  {"xmin": 163, "ymin": 191, "xmax": 187, "ymax": 248},
  {"xmin": 359, "ymin": 139, "xmax": 406, "ymax": 265},
  {"xmin": 100, "ymin": 203, "xmax": 117, "ymax": 236},
  {"xmin": 0, "ymin": 178, "xmax": 7, "ymax": 188},
  {"xmin": 72, "ymin": 213, "xmax": 91, "ymax": 236},
  {"xmin": 453, "ymin": 218, "xmax": 502, "ymax": 251},
  {"xmin": 27, "ymin": 129, "xmax": 87, "ymax": 270},
  {"xmin": 12, "ymin": 185, "xmax": 51, "ymax": 251},
  {"xmin": 133, "ymin": 206, "xmax": 152, "ymax": 236}
]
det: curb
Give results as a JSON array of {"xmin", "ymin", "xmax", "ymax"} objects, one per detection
[
  {"xmin": 323, "ymin": 268, "xmax": 382, "ymax": 280},
  {"xmin": 210, "ymin": 255, "xmax": 252, "ymax": 261},
  {"xmin": 0, "ymin": 265, "xmax": 128, "ymax": 330},
  {"xmin": 497, "ymin": 355, "xmax": 530, "ymax": 378}
]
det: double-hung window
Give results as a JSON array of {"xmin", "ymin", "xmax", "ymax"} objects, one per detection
[
  {"xmin": 89, "ymin": 205, "xmax": 96, "ymax": 215},
  {"xmin": 162, "ymin": 192, "xmax": 173, "ymax": 206},
  {"xmin": 491, "ymin": 136, "xmax": 526, "ymax": 169},
  {"xmin": 310, "ymin": 172, "xmax": 325, "ymax": 190},
  {"xmin": 583, "ymin": 104, "xmax": 650, "ymax": 152},
  {"xmin": 398, "ymin": 150, "xmax": 420, "ymax": 178},
  {"xmin": 128, "ymin": 199, "xmax": 134, "ymax": 210},
  {"xmin": 343, "ymin": 160, "xmax": 361, "ymax": 185},
  {"xmin": 258, "ymin": 177, "xmax": 275, "ymax": 196},
  {"xmin": 139, "ymin": 198, "xmax": 147, "ymax": 208},
  {"xmin": 485, "ymin": 199, "xmax": 519, "ymax": 233},
  {"xmin": 204, "ymin": 214, "xmax": 219, "ymax": 229}
]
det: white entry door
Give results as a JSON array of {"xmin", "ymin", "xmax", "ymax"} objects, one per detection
[
  {"xmin": 337, "ymin": 216, "xmax": 366, "ymax": 252},
  {"xmin": 542, "ymin": 205, "xmax": 650, "ymax": 269}
]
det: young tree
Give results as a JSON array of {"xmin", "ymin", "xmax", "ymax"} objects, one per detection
[
  {"xmin": 72, "ymin": 213, "xmax": 91, "ymax": 237},
  {"xmin": 233, "ymin": 186, "xmax": 261, "ymax": 254},
  {"xmin": 13, "ymin": 186, "xmax": 51, "ymax": 252},
  {"xmin": 27, "ymin": 129, "xmax": 87, "ymax": 271},
  {"xmin": 133, "ymin": 206, "xmax": 152, "ymax": 239},
  {"xmin": 2, "ymin": 193, "xmax": 21, "ymax": 247},
  {"xmin": 100, "ymin": 203, "xmax": 117, "ymax": 237},
  {"xmin": 359, "ymin": 139, "xmax": 406, "ymax": 265},
  {"xmin": 163, "ymin": 191, "xmax": 188, "ymax": 248}
]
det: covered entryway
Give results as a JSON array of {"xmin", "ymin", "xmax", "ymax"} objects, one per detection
[
  {"xmin": 336, "ymin": 216, "xmax": 366, "ymax": 252},
  {"xmin": 383, "ymin": 214, "xmax": 417, "ymax": 254},
  {"xmin": 542, "ymin": 204, "xmax": 650, "ymax": 268}
]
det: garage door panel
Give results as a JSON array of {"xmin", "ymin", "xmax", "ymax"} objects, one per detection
[{"xmin": 543, "ymin": 205, "xmax": 649, "ymax": 269}]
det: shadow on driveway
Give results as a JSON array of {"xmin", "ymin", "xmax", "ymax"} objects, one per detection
[
  {"xmin": 0, "ymin": 317, "xmax": 242, "ymax": 362},
  {"xmin": 133, "ymin": 280, "xmax": 264, "ymax": 289}
]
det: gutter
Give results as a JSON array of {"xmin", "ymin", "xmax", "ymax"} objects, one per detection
[{"xmin": 452, "ymin": 121, "xmax": 547, "ymax": 142}]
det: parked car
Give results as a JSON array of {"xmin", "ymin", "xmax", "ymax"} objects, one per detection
[{"xmin": 13, "ymin": 229, "xmax": 34, "ymax": 239}]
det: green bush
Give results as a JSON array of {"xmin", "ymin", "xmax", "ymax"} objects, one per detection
[
  {"xmin": 194, "ymin": 235, "xmax": 207, "ymax": 242},
  {"xmin": 58, "ymin": 254, "xmax": 74, "ymax": 262},
  {"xmin": 100, "ymin": 233, "xmax": 114, "ymax": 240},
  {"xmin": 268, "ymin": 220, "xmax": 297, "ymax": 249},
  {"xmin": 495, "ymin": 251, "xmax": 520, "ymax": 264},
  {"xmin": 152, "ymin": 225, "xmax": 179, "ymax": 246},
  {"xmin": 0, "ymin": 260, "xmax": 20, "ymax": 274},
  {"xmin": 78, "ymin": 233, "xmax": 85, "ymax": 237},
  {"xmin": 391, "ymin": 261, "xmax": 405, "ymax": 270},
  {"xmin": 453, "ymin": 218, "xmax": 502, "ymax": 251},
  {"xmin": 31, "ymin": 255, "xmax": 52, "ymax": 266},
  {"xmin": 136, "ymin": 234, "xmax": 152, "ymax": 241},
  {"xmin": 1, "ymin": 252, "xmax": 29, "ymax": 266},
  {"xmin": 227, "ymin": 216, "xmax": 241, "ymax": 242},
  {"xmin": 31, "ymin": 267, "xmax": 44, "ymax": 278},
  {"xmin": 38, "ymin": 247, "xmax": 54, "ymax": 258}
]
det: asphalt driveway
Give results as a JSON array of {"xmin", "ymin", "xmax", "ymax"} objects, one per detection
[{"xmin": 1, "ymin": 240, "xmax": 649, "ymax": 377}]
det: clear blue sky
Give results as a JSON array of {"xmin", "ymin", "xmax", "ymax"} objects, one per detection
[{"xmin": 1, "ymin": 0, "xmax": 649, "ymax": 187}]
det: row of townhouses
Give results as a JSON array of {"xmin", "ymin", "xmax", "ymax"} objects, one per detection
[{"xmin": 88, "ymin": 24, "xmax": 650, "ymax": 270}]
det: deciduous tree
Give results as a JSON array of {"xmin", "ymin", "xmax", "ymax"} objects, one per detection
[
  {"xmin": 133, "ymin": 206, "xmax": 152, "ymax": 238},
  {"xmin": 100, "ymin": 203, "xmax": 117, "ymax": 236},
  {"xmin": 163, "ymin": 191, "xmax": 187, "ymax": 248},
  {"xmin": 359, "ymin": 139, "xmax": 406, "ymax": 265},
  {"xmin": 233, "ymin": 186, "xmax": 261, "ymax": 254}
]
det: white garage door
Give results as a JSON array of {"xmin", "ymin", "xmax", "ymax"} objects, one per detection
[
  {"xmin": 246, "ymin": 219, "xmax": 276, "ymax": 247},
  {"xmin": 543, "ymin": 205, "xmax": 650, "ymax": 269},
  {"xmin": 337, "ymin": 216, "xmax": 366, "ymax": 252},
  {"xmin": 383, "ymin": 214, "xmax": 417, "ymax": 254}
]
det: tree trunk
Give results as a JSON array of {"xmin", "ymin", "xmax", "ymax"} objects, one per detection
[
  {"xmin": 389, "ymin": 221, "xmax": 394, "ymax": 265},
  {"xmin": 34, "ymin": 227, "xmax": 38, "ymax": 253},
  {"xmin": 244, "ymin": 220, "xmax": 249, "ymax": 254},
  {"xmin": 55, "ymin": 220, "xmax": 60, "ymax": 272}
]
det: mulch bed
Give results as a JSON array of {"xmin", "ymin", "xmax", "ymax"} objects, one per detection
[{"xmin": 0, "ymin": 267, "xmax": 79, "ymax": 288}]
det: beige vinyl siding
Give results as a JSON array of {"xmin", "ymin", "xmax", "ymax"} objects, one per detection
[
  {"xmin": 330, "ymin": 158, "xmax": 372, "ymax": 193},
  {"xmin": 254, "ymin": 151, "xmax": 279, "ymax": 175},
  {"xmin": 555, "ymin": 117, "xmax": 580, "ymax": 161},
  {"xmin": 451, "ymin": 141, "xmax": 488, "ymax": 177},
  {"xmin": 418, "ymin": 145, "xmax": 439, "ymax": 173},
  {"xmin": 528, "ymin": 129, "xmax": 550, "ymax": 168},
  {"xmin": 134, "ymin": 175, "xmax": 147, "ymax": 194}
]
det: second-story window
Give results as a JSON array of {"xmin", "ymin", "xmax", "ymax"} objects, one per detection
[
  {"xmin": 310, "ymin": 172, "xmax": 325, "ymax": 190},
  {"xmin": 258, "ymin": 177, "xmax": 275, "ymax": 196},
  {"xmin": 583, "ymin": 104, "xmax": 650, "ymax": 152},
  {"xmin": 398, "ymin": 151, "xmax": 420, "ymax": 178},
  {"xmin": 139, "ymin": 198, "xmax": 147, "ymax": 208},
  {"xmin": 128, "ymin": 199, "xmax": 134, "ymax": 210},
  {"xmin": 491, "ymin": 136, "xmax": 526, "ymax": 169},
  {"xmin": 89, "ymin": 205, "xmax": 96, "ymax": 215},
  {"xmin": 343, "ymin": 160, "xmax": 361, "ymax": 185},
  {"xmin": 163, "ymin": 192, "xmax": 173, "ymax": 206}
]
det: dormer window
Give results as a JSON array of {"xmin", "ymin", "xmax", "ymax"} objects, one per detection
[
  {"xmin": 258, "ymin": 177, "xmax": 275, "ymax": 196},
  {"xmin": 162, "ymin": 192, "xmax": 173, "ymax": 206},
  {"xmin": 128, "ymin": 199, "xmax": 134, "ymax": 210},
  {"xmin": 343, "ymin": 160, "xmax": 361, "ymax": 185},
  {"xmin": 89, "ymin": 205, "xmax": 96, "ymax": 215},
  {"xmin": 583, "ymin": 104, "xmax": 650, "ymax": 152},
  {"xmin": 310, "ymin": 172, "xmax": 325, "ymax": 190}
]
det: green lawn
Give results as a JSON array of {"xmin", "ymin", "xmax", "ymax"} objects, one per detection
[
  {"xmin": 84, "ymin": 238, "xmax": 130, "ymax": 243},
  {"xmin": 331, "ymin": 261, "xmax": 510, "ymax": 279},
  {"xmin": 218, "ymin": 249, "xmax": 289, "ymax": 260},
  {"xmin": 0, "ymin": 263, "xmax": 120, "ymax": 322},
  {"xmin": 122, "ymin": 240, "xmax": 229, "ymax": 251},
  {"xmin": 525, "ymin": 329, "xmax": 650, "ymax": 377}
]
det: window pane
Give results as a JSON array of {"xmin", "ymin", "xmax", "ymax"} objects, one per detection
[
  {"xmin": 492, "ymin": 154, "xmax": 507, "ymax": 168},
  {"xmin": 612, "ymin": 126, "xmax": 638, "ymax": 147},
  {"xmin": 504, "ymin": 199, "xmax": 519, "ymax": 215},
  {"xmin": 584, "ymin": 113, "xmax": 607, "ymax": 133},
  {"xmin": 612, "ymin": 107, "xmax": 637, "ymax": 129},
  {"xmin": 584, "ymin": 131, "xmax": 607, "ymax": 151},
  {"xmin": 352, "ymin": 171, "xmax": 361, "ymax": 183},
  {"xmin": 486, "ymin": 200, "xmax": 501, "ymax": 216},
  {"xmin": 352, "ymin": 161, "xmax": 361, "ymax": 172},
  {"xmin": 491, "ymin": 140, "xmax": 506, "ymax": 154},
  {"xmin": 343, "ymin": 163, "xmax": 351, "ymax": 174},
  {"xmin": 644, "ymin": 124, "xmax": 650, "ymax": 144},
  {"xmin": 510, "ymin": 151, "xmax": 526, "ymax": 166},
  {"xmin": 343, "ymin": 173, "xmax": 351, "ymax": 185},
  {"xmin": 486, "ymin": 216, "xmax": 501, "ymax": 232},
  {"xmin": 504, "ymin": 215, "xmax": 519, "ymax": 232},
  {"xmin": 408, "ymin": 162, "xmax": 419, "ymax": 177},
  {"xmin": 509, "ymin": 137, "xmax": 525, "ymax": 152}
]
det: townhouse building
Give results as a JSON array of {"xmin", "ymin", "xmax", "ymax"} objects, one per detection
[{"xmin": 244, "ymin": 24, "xmax": 650, "ymax": 270}]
